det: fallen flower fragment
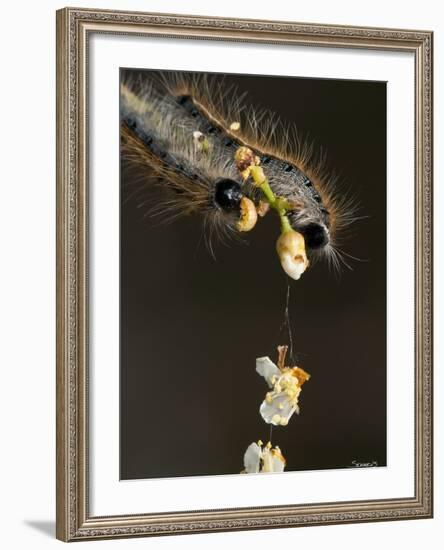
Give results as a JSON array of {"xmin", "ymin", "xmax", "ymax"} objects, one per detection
[
  {"xmin": 256, "ymin": 345, "xmax": 310, "ymax": 426},
  {"xmin": 242, "ymin": 440, "xmax": 286, "ymax": 473}
]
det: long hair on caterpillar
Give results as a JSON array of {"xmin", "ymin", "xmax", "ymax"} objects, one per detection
[{"xmin": 120, "ymin": 69, "xmax": 361, "ymax": 278}]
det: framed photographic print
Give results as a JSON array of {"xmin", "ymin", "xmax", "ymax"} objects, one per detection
[{"xmin": 56, "ymin": 7, "xmax": 433, "ymax": 541}]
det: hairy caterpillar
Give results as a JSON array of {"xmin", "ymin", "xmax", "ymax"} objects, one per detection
[{"xmin": 120, "ymin": 70, "xmax": 357, "ymax": 276}]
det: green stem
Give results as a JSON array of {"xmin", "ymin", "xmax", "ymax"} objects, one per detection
[
  {"xmin": 257, "ymin": 178, "xmax": 292, "ymax": 234},
  {"xmin": 279, "ymin": 213, "xmax": 292, "ymax": 234},
  {"xmin": 259, "ymin": 179, "xmax": 276, "ymax": 205}
]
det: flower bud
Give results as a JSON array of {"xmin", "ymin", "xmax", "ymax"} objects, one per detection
[
  {"xmin": 237, "ymin": 197, "xmax": 258, "ymax": 232},
  {"xmin": 193, "ymin": 131, "xmax": 210, "ymax": 153},
  {"xmin": 235, "ymin": 146, "xmax": 255, "ymax": 172},
  {"xmin": 235, "ymin": 146, "xmax": 260, "ymax": 180},
  {"xmin": 193, "ymin": 130, "xmax": 205, "ymax": 143},
  {"xmin": 276, "ymin": 229, "xmax": 309, "ymax": 280}
]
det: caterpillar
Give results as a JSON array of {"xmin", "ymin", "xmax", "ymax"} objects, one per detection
[{"xmin": 120, "ymin": 70, "xmax": 357, "ymax": 278}]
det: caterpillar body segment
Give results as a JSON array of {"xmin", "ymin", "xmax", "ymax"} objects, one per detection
[{"xmin": 120, "ymin": 72, "xmax": 356, "ymax": 273}]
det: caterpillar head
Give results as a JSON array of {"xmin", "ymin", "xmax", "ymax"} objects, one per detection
[
  {"xmin": 272, "ymin": 168, "xmax": 358, "ymax": 275},
  {"xmin": 300, "ymin": 223, "xmax": 330, "ymax": 249},
  {"xmin": 214, "ymin": 178, "xmax": 243, "ymax": 210},
  {"xmin": 267, "ymin": 167, "xmax": 331, "ymax": 252},
  {"xmin": 287, "ymin": 196, "xmax": 331, "ymax": 252}
]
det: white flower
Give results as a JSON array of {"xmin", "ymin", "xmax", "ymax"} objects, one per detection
[
  {"xmin": 242, "ymin": 441, "xmax": 286, "ymax": 474},
  {"xmin": 256, "ymin": 346, "xmax": 310, "ymax": 426}
]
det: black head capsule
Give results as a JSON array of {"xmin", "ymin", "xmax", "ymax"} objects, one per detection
[
  {"xmin": 214, "ymin": 178, "xmax": 243, "ymax": 210},
  {"xmin": 300, "ymin": 222, "xmax": 330, "ymax": 250}
]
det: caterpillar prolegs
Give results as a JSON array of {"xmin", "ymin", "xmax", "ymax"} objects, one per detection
[{"xmin": 120, "ymin": 71, "xmax": 356, "ymax": 279}]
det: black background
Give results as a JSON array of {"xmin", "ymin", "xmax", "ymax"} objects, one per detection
[{"xmin": 120, "ymin": 70, "xmax": 387, "ymax": 480}]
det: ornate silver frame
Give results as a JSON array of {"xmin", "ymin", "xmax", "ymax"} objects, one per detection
[{"xmin": 56, "ymin": 7, "xmax": 433, "ymax": 541}]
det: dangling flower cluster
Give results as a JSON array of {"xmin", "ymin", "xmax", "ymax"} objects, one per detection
[{"xmin": 241, "ymin": 345, "xmax": 310, "ymax": 474}]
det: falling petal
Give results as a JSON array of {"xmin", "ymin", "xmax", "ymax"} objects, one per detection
[
  {"xmin": 243, "ymin": 442, "xmax": 262, "ymax": 473},
  {"xmin": 256, "ymin": 356, "xmax": 281, "ymax": 388},
  {"xmin": 259, "ymin": 388, "xmax": 300, "ymax": 426}
]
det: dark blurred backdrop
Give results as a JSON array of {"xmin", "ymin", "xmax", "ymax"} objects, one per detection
[{"xmin": 120, "ymin": 70, "xmax": 386, "ymax": 480}]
